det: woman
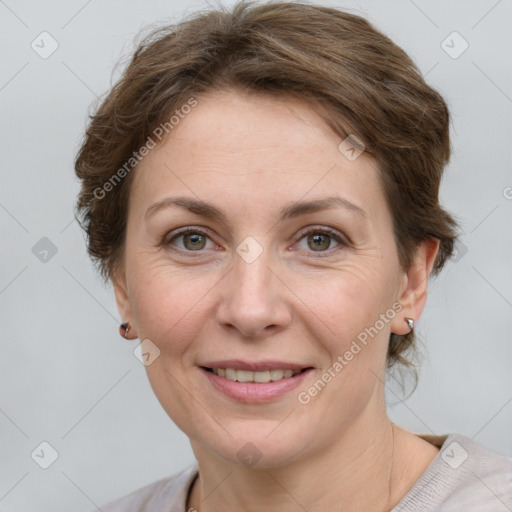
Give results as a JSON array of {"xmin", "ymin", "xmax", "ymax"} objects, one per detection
[{"xmin": 74, "ymin": 1, "xmax": 512, "ymax": 510}]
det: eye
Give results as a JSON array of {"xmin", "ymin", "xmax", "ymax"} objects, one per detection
[
  {"xmin": 294, "ymin": 226, "xmax": 346, "ymax": 256},
  {"xmin": 163, "ymin": 228, "xmax": 217, "ymax": 252},
  {"xmin": 163, "ymin": 225, "xmax": 348, "ymax": 257}
]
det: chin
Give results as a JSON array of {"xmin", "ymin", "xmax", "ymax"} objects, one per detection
[{"xmin": 192, "ymin": 417, "xmax": 319, "ymax": 469}]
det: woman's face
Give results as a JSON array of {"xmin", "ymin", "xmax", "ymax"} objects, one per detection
[{"xmin": 114, "ymin": 89, "xmax": 422, "ymax": 467}]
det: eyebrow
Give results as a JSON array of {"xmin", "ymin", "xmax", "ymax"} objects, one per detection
[{"xmin": 144, "ymin": 195, "xmax": 367, "ymax": 226}]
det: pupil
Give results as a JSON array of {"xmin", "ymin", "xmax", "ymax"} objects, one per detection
[
  {"xmin": 308, "ymin": 234, "xmax": 329, "ymax": 251},
  {"xmin": 186, "ymin": 233, "xmax": 205, "ymax": 250}
]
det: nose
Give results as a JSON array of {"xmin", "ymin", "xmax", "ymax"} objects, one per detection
[{"xmin": 215, "ymin": 247, "xmax": 292, "ymax": 340}]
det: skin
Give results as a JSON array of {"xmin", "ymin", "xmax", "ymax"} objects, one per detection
[{"xmin": 113, "ymin": 89, "xmax": 440, "ymax": 511}]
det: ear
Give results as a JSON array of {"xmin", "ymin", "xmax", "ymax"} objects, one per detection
[
  {"xmin": 390, "ymin": 238, "xmax": 440, "ymax": 335},
  {"xmin": 112, "ymin": 267, "xmax": 136, "ymax": 337}
]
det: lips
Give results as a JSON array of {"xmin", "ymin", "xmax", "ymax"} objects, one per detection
[{"xmin": 199, "ymin": 368, "xmax": 314, "ymax": 404}]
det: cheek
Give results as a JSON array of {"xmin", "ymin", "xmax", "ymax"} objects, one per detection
[
  {"xmin": 296, "ymin": 263, "xmax": 396, "ymax": 394},
  {"xmin": 292, "ymin": 274, "xmax": 393, "ymax": 421},
  {"xmin": 301, "ymin": 264, "xmax": 394, "ymax": 338},
  {"xmin": 125, "ymin": 228, "xmax": 223, "ymax": 364},
  {"xmin": 127, "ymin": 257, "xmax": 225, "ymax": 361},
  {"xmin": 127, "ymin": 265, "xmax": 218, "ymax": 429}
]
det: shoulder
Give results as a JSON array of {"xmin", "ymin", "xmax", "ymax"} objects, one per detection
[
  {"xmin": 394, "ymin": 433, "xmax": 512, "ymax": 511},
  {"xmin": 93, "ymin": 464, "xmax": 198, "ymax": 512}
]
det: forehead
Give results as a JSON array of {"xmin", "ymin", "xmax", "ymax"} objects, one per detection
[
  {"xmin": 130, "ymin": 89, "xmax": 387, "ymax": 222},
  {"xmin": 152, "ymin": 89, "xmax": 352, "ymax": 163}
]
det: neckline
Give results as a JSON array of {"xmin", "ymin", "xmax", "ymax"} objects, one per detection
[
  {"xmin": 416, "ymin": 432, "xmax": 450, "ymax": 448},
  {"xmin": 180, "ymin": 432, "xmax": 457, "ymax": 512},
  {"xmin": 389, "ymin": 432, "xmax": 458, "ymax": 511}
]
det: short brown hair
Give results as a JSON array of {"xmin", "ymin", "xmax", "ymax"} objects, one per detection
[{"xmin": 74, "ymin": 0, "xmax": 458, "ymax": 375}]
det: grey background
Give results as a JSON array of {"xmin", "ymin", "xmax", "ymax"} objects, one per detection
[{"xmin": 1, "ymin": 0, "xmax": 511, "ymax": 510}]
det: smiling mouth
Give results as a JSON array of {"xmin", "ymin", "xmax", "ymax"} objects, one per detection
[{"xmin": 201, "ymin": 367, "xmax": 312, "ymax": 383}]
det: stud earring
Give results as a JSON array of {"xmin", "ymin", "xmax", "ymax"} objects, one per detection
[
  {"xmin": 120, "ymin": 322, "xmax": 131, "ymax": 339},
  {"xmin": 405, "ymin": 317, "xmax": 414, "ymax": 333}
]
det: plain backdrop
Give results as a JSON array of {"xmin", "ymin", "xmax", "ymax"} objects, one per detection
[{"xmin": 1, "ymin": 0, "xmax": 511, "ymax": 510}]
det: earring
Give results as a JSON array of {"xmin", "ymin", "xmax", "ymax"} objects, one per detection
[
  {"xmin": 405, "ymin": 317, "xmax": 414, "ymax": 333},
  {"xmin": 120, "ymin": 322, "xmax": 131, "ymax": 339}
]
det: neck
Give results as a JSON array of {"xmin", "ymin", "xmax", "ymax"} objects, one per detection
[{"xmin": 187, "ymin": 408, "xmax": 400, "ymax": 512}]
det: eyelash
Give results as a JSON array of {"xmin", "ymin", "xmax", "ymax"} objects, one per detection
[{"xmin": 163, "ymin": 225, "xmax": 348, "ymax": 258}]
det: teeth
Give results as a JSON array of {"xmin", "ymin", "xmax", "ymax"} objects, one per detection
[
  {"xmin": 225, "ymin": 368, "xmax": 237, "ymax": 380},
  {"xmin": 236, "ymin": 370, "xmax": 254, "ymax": 382},
  {"xmin": 211, "ymin": 368, "xmax": 302, "ymax": 382}
]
